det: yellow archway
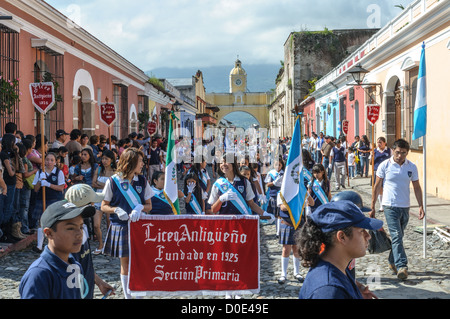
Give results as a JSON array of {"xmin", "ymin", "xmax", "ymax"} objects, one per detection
[{"xmin": 216, "ymin": 105, "xmax": 269, "ymax": 128}]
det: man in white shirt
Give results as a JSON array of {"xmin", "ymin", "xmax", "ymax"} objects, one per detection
[{"xmin": 370, "ymin": 139, "xmax": 424, "ymax": 281}]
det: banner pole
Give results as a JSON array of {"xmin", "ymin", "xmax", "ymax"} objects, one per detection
[
  {"xmin": 371, "ymin": 124, "xmax": 375, "ymax": 192},
  {"xmin": 40, "ymin": 113, "xmax": 46, "ymax": 211}
]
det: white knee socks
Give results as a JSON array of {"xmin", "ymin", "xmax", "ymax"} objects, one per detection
[
  {"xmin": 293, "ymin": 256, "xmax": 300, "ymax": 276},
  {"xmin": 120, "ymin": 274, "xmax": 132, "ymax": 299},
  {"xmin": 281, "ymin": 256, "xmax": 289, "ymax": 278}
]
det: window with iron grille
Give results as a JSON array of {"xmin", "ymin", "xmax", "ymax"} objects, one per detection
[
  {"xmin": 112, "ymin": 84, "xmax": 128, "ymax": 138},
  {"xmin": 32, "ymin": 47, "xmax": 64, "ymax": 139},
  {"xmin": 0, "ymin": 24, "xmax": 20, "ymax": 136}
]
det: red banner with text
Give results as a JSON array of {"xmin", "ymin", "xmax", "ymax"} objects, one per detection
[{"xmin": 128, "ymin": 215, "xmax": 260, "ymax": 297}]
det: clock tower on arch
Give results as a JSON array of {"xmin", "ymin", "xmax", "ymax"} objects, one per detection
[{"xmin": 230, "ymin": 58, "xmax": 247, "ymax": 94}]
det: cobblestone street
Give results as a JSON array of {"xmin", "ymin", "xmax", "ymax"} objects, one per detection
[{"xmin": 0, "ymin": 172, "xmax": 449, "ymax": 299}]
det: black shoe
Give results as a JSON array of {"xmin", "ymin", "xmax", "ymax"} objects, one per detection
[
  {"xmin": 277, "ymin": 276, "xmax": 286, "ymax": 285},
  {"xmin": 0, "ymin": 234, "xmax": 20, "ymax": 244}
]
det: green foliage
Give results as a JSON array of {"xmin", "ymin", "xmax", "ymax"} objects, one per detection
[
  {"xmin": 137, "ymin": 111, "xmax": 150, "ymax": 132},
  {"xmin": 0, "ymin": 73, "xmax": 20, "ymax": 113},
  {"xmin": 147, "ymin": 76, "xmax": 165, "ymax": 91}
]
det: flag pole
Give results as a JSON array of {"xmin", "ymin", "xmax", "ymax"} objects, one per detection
[{"xmin": 423, "ymin": 135, "xmax": 427, "ymax": 258}]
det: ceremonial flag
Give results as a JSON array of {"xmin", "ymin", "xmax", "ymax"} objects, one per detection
[
  {"xmin": 412, "ymin": 42, "xmax": 427, "ymax": 140},
  {"xmin": 279, "ymin": 113, "xmax": 308, "ymax": 229},
  {"xmin": 164, "ymin": 112, "xmax": 180, "ymax": 215}
]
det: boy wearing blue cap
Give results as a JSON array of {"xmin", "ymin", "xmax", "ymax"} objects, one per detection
[
  {"xmin": 19, "ymin": 201, "xmax": 96, "ymax": 299},
  {"xmin": 296, "ymin": 200, "xmax": 383, "ymax": 299}
]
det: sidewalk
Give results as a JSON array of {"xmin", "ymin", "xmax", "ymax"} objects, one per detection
[{"xmin": 348, "ymin": 174, "xmax": 450, "ymax": 227}]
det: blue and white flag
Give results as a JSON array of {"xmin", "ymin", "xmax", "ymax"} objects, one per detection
[
  {"xmin": 412, "ymin": 42, "xmax": 427, "ymax": 140},
  {"xmin": 279, "ymin": 115, "xmax": 308, "ymax": 229}
]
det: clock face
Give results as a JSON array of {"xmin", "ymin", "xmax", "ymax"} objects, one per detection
[{"xmin": 235, "ymin": 78, "xmax": 242, "ymax": 86}]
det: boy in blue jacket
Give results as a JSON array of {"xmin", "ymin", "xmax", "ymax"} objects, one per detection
[{"xmin": 19, "ymin": 200, "xmax": 95, "ymax": 299}]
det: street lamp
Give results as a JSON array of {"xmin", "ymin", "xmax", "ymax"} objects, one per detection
[{"xmin": 348, "ymin": 64, "xmax": 369, "ymax": 85}]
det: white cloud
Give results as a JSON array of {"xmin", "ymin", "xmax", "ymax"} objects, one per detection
[{"xmin": 47, "ymin": 0, "xmax": 413, "ymax": 70}]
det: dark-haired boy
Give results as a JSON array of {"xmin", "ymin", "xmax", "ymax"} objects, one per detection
[{"xmin": 19, "ymin": 201, "xmax": 95, "ymax": 299}]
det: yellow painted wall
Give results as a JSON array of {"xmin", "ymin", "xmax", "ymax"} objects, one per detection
[{"xmin": 370, "ymin": 31, "xmax": 450, "ymax": 200}]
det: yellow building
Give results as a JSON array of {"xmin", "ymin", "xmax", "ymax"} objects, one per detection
[
  {"xmin": 314, "ymin": 0, "xmax": 450, "ymax": 200},
  {"xmin": 206, "ymin": 59, "xmax": 270, "ymax": 128}
]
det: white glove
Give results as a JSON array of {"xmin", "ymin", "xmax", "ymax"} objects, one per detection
[
  {"xmin": 40, "ymin": 180, "xmax": 50, "ymax": 188},
  {"xmin": 328, "ymin": 164, "xmax": 332, "ymax": 170},
  {"xmin": 115, "ymin": 207, "xmax": 129, "ymax": 221},
  {"xmin": 133, "ymin": 204, "xmax": 144, "ymax": 213},
  {"xmin": 262, "ymin": 211, "xmax": 275, "ymax": 224},
  {"xmin": 202, "ymin": 191, "xmax": 208, "ymax": 200},
  {"xmin": 219, "ymin": 190, "xmax": 237, "ymax": 202},
  {"xmin": 273, "ymin": 175, "xmax": 284, "ymax": 187},
  {"xmin": 187, "ymin": 182, "xmax": 196, "ymax": 194},
  {"xmin": 130, "ymin": 210, "xmax": 142, "ymax": 222},
  {"xmin": 39, "ymin": 172, "xmax": 47, "ymax": 181},
  {"xmin": 201, "ymin": 211, "xmax": 205, "ymax": 215},
  {"xmin": 259, "ymin": 194, "xmax": 267, "ymax": 205}
]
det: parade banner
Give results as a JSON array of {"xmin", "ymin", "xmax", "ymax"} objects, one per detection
[
  {"xmin": 128, "ymin": 215, "xmax": 260, "ymax": 297},
  {"xmin": 29, "ymin": 82, "xmax": 55, "ymax": 114}
]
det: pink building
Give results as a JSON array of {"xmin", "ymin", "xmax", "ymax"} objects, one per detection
[{"xmin": 0, "ymin": 1, "xmax": 157, "ymax": 141}]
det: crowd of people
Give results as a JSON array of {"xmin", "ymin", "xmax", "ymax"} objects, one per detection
[{"xmin": 0, "ymin": 121, "xmax": 424, "ymax": 299}]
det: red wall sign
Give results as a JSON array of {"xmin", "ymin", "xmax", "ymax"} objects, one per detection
[
  {"xmin": 367, "ymin": 104, "xmax": 381, "ymax": 125},
  {"xmin": 341, "ymin": 119, "xmax": 349, "ymax": 135},
  {"xmin": 99, "ymin": 102, "xmax": 116, "ymax": 126},
  {"xmin": 128, "ymin": 215, "xmax": 260, "ymax": 297},
  {"xmin": 29, "ymin": 82, "xmax": 55, "ymax": 114},
  {"xmin": 147, "ymin": 121, "xmax": 157, "ymax": 135}
]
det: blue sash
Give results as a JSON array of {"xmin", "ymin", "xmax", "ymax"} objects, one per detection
[
  {"xmin": 214, "ymin": 177, "xmax": 251, "ymax": 215},
  {"xmin": 303, "ymin": 168, "xmax": 312, "ymax": 182},
  {"xmin": 267, "ymin": 169, "xmax": 279, "ymax": 181},
  {"xmin": 199, "ymin": 170, "xmax": 208, "ymax": 191},
  {"xmin": 188, "ymin": 193, "xmax": 203, "ymax": 215},
  {"xmin": 111, "ymin": 174, "xmax": 142, "ymax": 209},
  {"xmin": 151, "ymin": 186, "xmax": 171, "ymax": 207},
  {"xmin": 310, "ymin": 179, "xmax": 329, "ymax": 204}
]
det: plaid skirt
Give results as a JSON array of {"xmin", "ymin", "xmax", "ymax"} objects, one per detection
[
  {"xmin": 102, "ymin": 223, "xmax": 129, "ymax": 258},
  {"xmin": 32, "ymin": 199, "xmax": 60, "ymax": 225},
  {"xmin": 279, "ymin": 222, "xmax": 296, "ymax": 245}
]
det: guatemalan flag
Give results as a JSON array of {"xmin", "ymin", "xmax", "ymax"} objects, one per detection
[
  {"xmin": 279, "ymin": 114, "xmax": 308, "ymax": 229},
  {"xmin": 164, "ymin": 112, "xmax": 180, "ymax": 215},
  {"xmin": 412, "ymin": 42, "xmax": 427, "ymax": 140}
]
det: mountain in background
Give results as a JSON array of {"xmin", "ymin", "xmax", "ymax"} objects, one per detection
[{"xmin": 147, "ymin": 63, "xmax": 280, "ymax": 93}]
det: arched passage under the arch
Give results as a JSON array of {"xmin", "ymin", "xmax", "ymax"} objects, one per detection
[
  {"xmin": 221, "ymin": 111, "xmax": 261, "ymax": 129},
  {"xmin": 216, "ymin": 106, "xmax": 269, "ymax": 129}
]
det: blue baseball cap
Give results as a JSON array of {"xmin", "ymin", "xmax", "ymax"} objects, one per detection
[{"xmin": 310, "ymin": 200, "xmax": 383, "ymax": 233}]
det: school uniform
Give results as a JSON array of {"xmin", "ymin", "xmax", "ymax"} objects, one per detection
[
  {"xmin": 102, "ymin": 174, "xmax": 152, "ymax": 258},
  {"xmin": 72, "ymin": 225, "xmax": 95, "ymax": 299},
  {"xmin": 31, "ymin": 167, "xmax": 65, "ymax": 224},
  {"xmin": 373, "ymin": 148, "xmax": 392, "ymax": 184},
  {"xmin": 183, "ymin": 189, "xmax": 204, "ymax": 215},
  {"xmin": 309, "ymin": 179, "xmax": 330, "ymax": 213},
  {"xmin": 299, "ymin": 259, "xmax": 363, "ymax": 299},
  {"xmin": 264, "ymin": 169, "xmax": 284, "ymax": 217},
  {"xmin": 150, "ymin": 186, "xmax": 175, "ymax": 215},
  {"xmin": 208, "ymin": 175, "xmax": 255, "ymax": 215},
  {"xmin": 19, "ymin": 246, "xmax": 85, "ymax": 299}
]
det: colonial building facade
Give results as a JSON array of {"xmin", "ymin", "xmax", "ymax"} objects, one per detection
[
  {"xmin": 0, "ymin": 0, "xmax": 160, "ymax": 140},
  {"xmin": 304, "ymin": 0, "xmax": 450, "ymax": 199}
]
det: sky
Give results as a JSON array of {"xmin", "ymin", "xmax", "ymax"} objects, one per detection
[{"xmin": 46, "ymin": 0, "xmax": 413, "ymax": 72}]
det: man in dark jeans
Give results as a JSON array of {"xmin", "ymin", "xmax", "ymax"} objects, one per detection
[{"xmin": 370, "ymin": 139, "xmax": 425, "ymax": 280}]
